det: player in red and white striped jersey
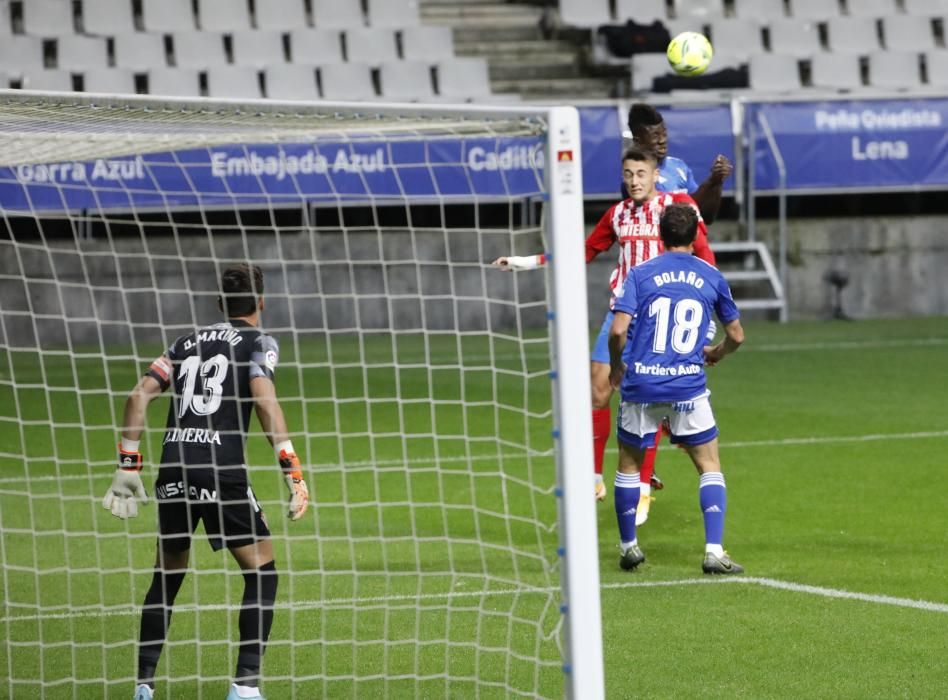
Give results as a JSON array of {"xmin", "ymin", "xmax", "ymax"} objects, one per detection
[{"xmin": 493, "ymin": 146, "xmax": 715, "ymax": 514}]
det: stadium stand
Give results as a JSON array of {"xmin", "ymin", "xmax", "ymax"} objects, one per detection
[
  {"xmin": 367, "ymin": 0, "xmax": 421, "ymax": 28},
  {"xmin": 205, "ymin": 65, "xmax": 264, "ymax": 98},
  {"xmin": 113, "ymin": 33, "xmax": 166, "ymax": 71},
  {"xmin": 401, "ymin": 25, "xmax": 456, "ymax": 61},
  {"xmin": 733, "ymin": 0, "xmax": 785, "ymax": 22},
  {"xmin": 146, "ymin": 67, "xmax": 203, "ymax": 97},
  {"xmin": 22, "ymin": 0, "xmax": 74, "ymax": 35},
  {"xmin": 198, "ymin": 0, "xmax": 253, "ymax": 32},
  {"xmin": 559, "ymin": 0, "xmax": 612, "ymax": 29},
  {"xmin": 255, "ymin": 0, "xmax": 310, "ymax": 31},
  {"xmin": 903, "ymin": 0, "xmax": 947, "ymax": 16},
  {"xmin": 670, "ymin": 0, "xmax": 726, "ymax": 21},
  {"xmin": 231, "ymin": 30, "xmax": 287, "ymax": 68},
  {"xmin": 846, "ymin": 0, "xmax": 900, "ymax": 17},
  {"xmin": 288, "ymin": 28, "xmax": 345, "ymax": 65},
  {"xmin": 826, "ymin": 17, "xmax": 881, "ymax": 54},
  {"xmin": 767, "ymin": 18, "xmax": 823, "ymax": 58},
  {"xmin": 140, "ymin": 0, "xmax": 196, "ymax": 33},
  {"xmin": 435, "ymin": 57, "xmax": 493, "ymax": 100},
  {"xmin": 630, "ymin": 52, "xmax": 675, "ymax": 93},
  {"xmin": 809, "ymin": 52, "xmax": 863, "ymax": 91},
  {"xmin": 345, "ymin": 28, "xmax": 399, "ymax": 66},
  {"xmin": 56, "ymin": 35, "xmax": 109, "ymax": 71},
  {"xmin": 81, "ymin": 0, "xmax": 135, "ymax": 35},
  {"xmin": 319, "ymin": 62, "xmax": 377, "ymax": 99},
  {"xmin": 748, "ymin": 53, "xmax": 802, "ymax": 93},
  {"xmin": 708, "ymin": 18, "xmax": 765, "ymax": 59},
  {"xmin": 0, "ymin": 35, "xmax": 45, "ymax": 74},
  {"xmin": 20, "ymin": 68, "xmax": 73, "ymax": 91},
  {"xmin": 868, "ymin": 50, "xmax": 924, "ymax": 91},
  {"xmin": 171, "ymin": 32, "xmax": 228, "ymax": 68},
  {"xmin": 0, "ymin": 1, "xmax": 9, "ymax": 35},
  {"xmin": 312, "ymin": 0, "xmax": 366, "ymax": 29},
  {"xmin": 379, "ymin": 61, "xmax": 436, "ymax": 100},
  {"xmin": 788, "ymin": 0, "xmax": 841, "ymax": 21},
  {"xmin": 83, "ymin": 67, "xmax": 136, "ymax": 94},
  {"xmin": 264, "ymin": 64, "xmax": 320, "ymax": 99},
  {"xmin": 614, "ymin": 0, "xmax": 667, "ymax": 23},
  {"xmin": 925, "ymin": 50, "xmax": 948, "ymax": 87},
  {"xmin": 882, "ymin": 15, "xmax": 937, "ymax": 52}
]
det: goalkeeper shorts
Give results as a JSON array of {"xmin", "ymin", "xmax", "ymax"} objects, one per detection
[{"xmin": 155, "ymin": 465, "xmax": 271, "ymax": 552}]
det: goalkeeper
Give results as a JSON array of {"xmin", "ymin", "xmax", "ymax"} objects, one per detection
[{"xmin": 102, "ymin": 263, "xmax": 310, "ymax": 700}]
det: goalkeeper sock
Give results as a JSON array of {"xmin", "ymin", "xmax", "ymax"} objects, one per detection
[
  {"xmin": 592, "ymin": 407, "xmax": 611, "ymax": 478},
  {"xmin": 699, "ymin": 472, "xmax": 727, "ymax": 549},
  {"xmin": 235, "ymin": 560, "xmax": 278, "ymax": 686},
  {"xmin": 638, "ymin": 425, "xmax": 662, "ymax": 487},
  {"xmin": 614, "ymin": 471, "xmax": 640, "ymax": 544},
  {"xmin": 137, "ymin": 568, "xmax": 186, "ymax": 684}
]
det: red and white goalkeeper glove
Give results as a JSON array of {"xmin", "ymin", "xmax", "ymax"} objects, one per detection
[
  {"xmin": 278, "ymin": 447, "xmax": 310, "ymax": 521},
  {"xmin": 102, "ymin": 444, "xmax": 148, "ymax": 519}
]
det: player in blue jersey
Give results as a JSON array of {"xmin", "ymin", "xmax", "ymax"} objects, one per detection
[{"xmin": 607, "ymin": 203, "xmax": 745, "ymax": 574}]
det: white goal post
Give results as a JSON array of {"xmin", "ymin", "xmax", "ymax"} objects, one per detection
[{"xmin": 0, "ymin": 90, "xmax": 602, "ymax": 698}]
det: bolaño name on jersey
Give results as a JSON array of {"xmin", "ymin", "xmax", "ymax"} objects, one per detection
[
  {"xmin": 653, "ymin": 269, "xmax": 705, "ymax": 289},
  {"xmin": 163, "ymin": 427, "xmax": 222, "ymax": 445}
]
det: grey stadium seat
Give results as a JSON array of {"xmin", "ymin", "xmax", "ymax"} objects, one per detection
[
  {"xmin": 0, "ymin": 1, "xmax": 10, "ymax": 35},
  {"xmin": 345, "ymin": 28, "xmax": 399, "ymax": 66},
  {"xmin": 882, "ymin": 15, "xmax": 937, "ymax": 52},
  {"xmin": 231, "ymin": 30, "xmax": 287, "ymax": 68},
  {"xmin": 197, "ymin": 0, "xmax": 252, "ymax": 32},
  {"xmin": 366, "ymin": 0, "xmax": 420, "ymax": 28},
  {"xmin": 903, "ymin": 0, "xmax": 948, "ymax": 16},
  {"xmin": 788, "ymin": 0, "xmax": 841, "ymax": 20},
  {"xmin": 826, "ymin": 17, "xmax": 881, "ymax": 54},
  {"xmin": 867, "ymin": 50, "xmax": 922, "ymax": 90},
  {"xmin": 255, "ymin": 0, "xmax": 309, "ymax": 31},
  {"xmin": 147, "ymin": 67, "xmax": 203, "ymax": 97},
  {"xmin": 206, "ymin": 65, "xmax": 264, "ymax": 99},
  {"xmin": 57, "ymin": 35, "xmax": 109, "ymax": 71},
  {"xmin": 670, "ymin": 0, "xmax": 726, "ymax": 21},
  {"xmin": 380, "ymin": 61, "xmax": 434, "ymax": 100},
  {"xmin": 924, "ymin": 50, "xmax": 948, "ymax": 87},
  {"xmin": 436, "ymin": 57, "xmax": 492, "ymax": 99},
  {"xmin": 708, "ymin": 18, "xmax": 765, "ymax": 59},
  {"xmin": 288, "ymin": 28, "xmax": 345, "ymax": 64},
  {"xmin": 0, "ymin": 36, "xmax": 45, "ymax": 73},
  {"xmin": 113, "ymin": 33, "xmax": 167, "ymax": 71},
  {"xmin": 22, "ymin": 0, "xmax": 74, "ymax": 35},
  {"xmin": 83, "ymin": 68, "xmax": 137, "ymax": 95},
  {"xmin": 846, "ymin": 0, "xmax": 899, "ymax": 17},
  {"xmin": 810, "ymin": 52, "xmax": 862, "ymax": 91},
  {"xmin": 312, "ymin": 0, "xmax": 365, "ymax": 28},
  {"xmin": 733, "ymin": 0, "xmax": 785, "ymax": 22},
  {"xmin": 82, "ymin": 0, "xmax": 135, "ymax": 35},
  {"xmin": 171, "ymin": 32, "xmax": 229, "ymax": 68},
  {"xmin": 767, "ymin": 18, "xmax": 823, "ymax": 58},
  {"xmin": 559, "ymin": 0, "xmax": 612, "ymax": 28},
  {"xmin": 401, "ymin": 26, "xmax": 455, "ymax": 62},
  {"xmin": 319, "ymin": 62, "xmax": 376, "ymax": 99},
  {"xmin": 630, "ymin": 52, "xmax": 673, "ymax": 93},
  {"xmin": 748, "ymin": 53, "xmax": 801, "ymax": 92},
  {"xmin": 615, "ymin": 0, "xmax": 667, "ymax": 22},
  {"xmin": 264, "ymin": 64, "xmax": 320, "ymax": 99},
  {"xmin": 20, "ymin": 69, "xmax": 74, "ymax": 92},
  {"xmin": 141, "ymin": 0, "xmax": 196, "ymax": 32}
]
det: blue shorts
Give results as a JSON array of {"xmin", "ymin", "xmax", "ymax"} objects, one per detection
[{"xmin": 591, "ymin": 309, "xmax": 614, "ymax": 364}]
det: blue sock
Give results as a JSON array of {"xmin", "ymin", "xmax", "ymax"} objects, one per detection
[
  {"xmin": 699, "ymin": 472, "xmax": 727, "ymax": 547},
  {"xmin": 614, "ymin": 472, "xmax": 640, "ymax": 545}
]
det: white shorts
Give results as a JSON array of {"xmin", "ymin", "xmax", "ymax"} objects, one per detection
[{"xmin": 617, "ymin": 390, "xmax": 718, "ymax": 449}]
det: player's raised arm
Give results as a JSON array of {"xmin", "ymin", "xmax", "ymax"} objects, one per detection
[
  {"xmin": 103, "ymin": 370, "xmax": 165, "ymax": 519},
  {"xmin": 691, "ymin": 154, "xmax": 733, "ymax": 226}
]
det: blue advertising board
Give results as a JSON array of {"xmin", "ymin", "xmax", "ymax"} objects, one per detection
[
  {"xmin": 747, "ymin": 98, "xmax": 948, "ymax": 192},
  {"xmin": 661, "ymin": 103, "xmax": 736, "ymax": 195}
]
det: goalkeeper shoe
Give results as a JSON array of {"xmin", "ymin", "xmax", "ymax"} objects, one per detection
[
  {"xmin": 619, "ymin": 543, "xmax": 645, "ymax": 571},
  {"xmin": 226, "ymin": 684, "xmax": 266, "ymax": 700},
  {"xmin": 635, "ymin": 493, "xmax": 653, "ymax": 526},
  {"xmin": 702, "ymin": 552, "xmax": 744, "ymax": 575},
  {"xmin": 133, "ymin": 685, "xmax": 154, "ymax": 700},
  {"xmin": 650, "ymin": 473, "xmax": 664, "ymax": 490},
  {"xmin": 594, "ymin": 480, "xmax": 607, "ymax": 502}
]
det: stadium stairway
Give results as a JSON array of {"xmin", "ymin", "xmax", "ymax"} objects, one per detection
[{"xmin": 420, "ymin": 0, "xmax": 628, "ymax": 100}]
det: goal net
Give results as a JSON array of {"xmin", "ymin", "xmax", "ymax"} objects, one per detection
[{"xmin": 0, "ymin": 91, "xmax": 601, "ymax": 698}]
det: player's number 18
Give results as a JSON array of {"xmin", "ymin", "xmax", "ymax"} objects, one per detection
[{"xmin": 648, "ymin": 297, "xmax": 703, "ymax": 354}]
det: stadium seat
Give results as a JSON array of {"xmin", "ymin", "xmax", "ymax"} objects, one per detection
[
  {"xmin": 748, "ymin": 52, "xmax": 801, "ymax": 92},
  {"xmin": 147, "ymin": 67, "xmax": 203, "ymax": 97},
  {"xmin": 113, "ymin": 33, "xmax": 167, "ymax": 71},
  {"xmin": 0, "ymin": 36, "xmax": 45, "ymax": 73},
  {"xmin": 171, "ymin": 32, "xmax": 229, "ymax": 68},
  {"xmin": 670, "ymin": 0, "xmax": 726, "ymax": 21},
  {"xmin": 22, "ymin": 0, "xmax": 74, "ymax": 35},
  {"xmin": 924, "ymin": 50, "xmax": 948, "ymax": 86},
  {"xmin": 767, "ymin": 18, "xmax": 823, "ymax": 58},
  {"xmin": 401, "ymin": 26, "xmax": 455, "ymax": 62},
  {"xmin": 264, "ymin": 64, "xmax": 320, "ymax": 99},
  {"xmin": 197, "ymin": 0, "xmax": 253, "ymax": 32},
  {"xmin": 345, "ymin": 28, "xmax": 399, "ymax": 66},
  {"xmin": 0, "ymin": 1, "xmax": 10, "ymax": 35},
  {"xmin": 288, "ymin": 28, "xmax": 345, "ymax": 64},
  {"xmin": 312, "ymin": 0, "xmax": 366, "ymax": 28},
  {"xmin": 559, "ymin": 0, "xmax": 612, "ymax": 29},
  {"xmin": 788, "ymin": 0, "xmax": 842, "ymax": 20},
  {"xmin": 56, "ymin": 35, "xmax": 109, "ymax": 70},
  {"xmin": 20, "ymin": 69, "xmax": 74, "ymax": 92},
  {"xmin": 867, "ymin": 50, "xmax": 922, "ymax": 90},
  {"xmin": 904, "ymin": 0, "xmax": 947, "ymax": 16},
  {"xmin": 845, "ymin": 0, "xmax": 898, "ymax": 17},
  {"xmin": 733, "ymin": 0, "xmax": 785, "ymax": 22},
  {"xmin": 319, "ymin": 62, "xmax": 376, "ymax": 99},
  {"xmin": 435, "ymin": 57, "xmax": 492, "ymax": 99},
  {"xmin": 826, "ymin": 17, "xmax": 881, "ymax": 54},
  {"xmin": 140, "ymin": 0, "xmax": 196, "ymax": 32},
  {"xmin": 366, "ymin": 0, "xmax": 420, "ymax": 28},
  {"xmin": 82, "ymin": 0, "xmax": 135, "ymax": 35},
  {"xmin": 379, "ymin": 61, "xmax": 434, "ymax": 100},
  {"xmin": 708, "ymin": 18, "xmax": 765, "ymax": 59},
  {"xmin": 231, "ymin": 30, "xmax": 287, "ymax": 68},
  {"xmin": 630, "ymin": 52, "xmax": 673, "ymax": 92},
  {"xmin": 206, "ymin": 65, "xmax": 264, "ymax": 99},
  {"xmin": 882, "ymin": 15, "xmax": 937, "ymax": 52},
  {"xmin": 809, "ymin": 52, "xmax": 862, "ymax": 91},
  {"xmin": 255, "ymin": 0, "xmax": 309, "ymax": 31},
  {"xmin": 615, "ymin": 0, "xmax": 667, "ymax": 22},
  {"xmin": 82, "ymin": 67, "xmax": 137, "ymax": 95}
]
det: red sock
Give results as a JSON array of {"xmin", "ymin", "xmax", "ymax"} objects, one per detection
[
  {"xmin": 592, "ymin": 407, "xmax": 611, "ymax": 477},
  {"xmin": 638, "ymin": 424, "xmax": 664, "ymax": 486}
]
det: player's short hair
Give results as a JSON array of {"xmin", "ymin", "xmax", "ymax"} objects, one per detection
[
  {"xmin": 622, "ymin": 146, "xmax": 658, "ymax": 166},
  {"xmin": 627, "ymin": 103, "xmax": 664, "ymax": 133},
  {"xmin": 659, "ymin": 203, "xmax": 699, "ymax": 248},
  {"xmin": 220, "ymin": 263, "xmax": 264, "ymax": 318}
]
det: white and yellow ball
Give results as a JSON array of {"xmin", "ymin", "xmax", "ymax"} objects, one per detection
[{"xmin": 666, "ymin": 31, "xmax": 713, "ymax": 76}]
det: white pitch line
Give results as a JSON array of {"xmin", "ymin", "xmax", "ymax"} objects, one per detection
[{"xmin": 3, "ymin": 576, "xmax": 948, "ymax": 624}]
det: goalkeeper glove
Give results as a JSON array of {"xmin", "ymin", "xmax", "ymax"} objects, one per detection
[
  {"xmin": 102, "ymin": 445, "xmax": 148, "ymax": 519},
  {"xmin": 279, "ymin": 448, "xmax": 310, "ymax": 521}
]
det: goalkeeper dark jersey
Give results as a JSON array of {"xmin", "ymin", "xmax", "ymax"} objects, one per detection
[{"xmin": 146, "ymin": 320, "xmax": 279, "ymax": 468}]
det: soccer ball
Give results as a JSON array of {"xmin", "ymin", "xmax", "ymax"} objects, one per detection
[{"xmin": 666, "ymin": 32, "xmax": 713, "ymax": 76}]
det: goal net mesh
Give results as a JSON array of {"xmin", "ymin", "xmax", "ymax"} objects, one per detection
[{"xmin": 0, "ymin": 93, "xmax": 569, "ymax": 698}]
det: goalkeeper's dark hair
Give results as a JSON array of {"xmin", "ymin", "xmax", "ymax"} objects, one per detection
[
  {"xmin": 622, "ymin": 146, "xmax": 658, "ymax": 166},
  {"xmin": 627, "ymin": 103, "xmax": 664, "ymax": 133},
  {"xmin": 220, "ymin": 263, "xmax": 264, "ymax": 318},
  {"xmin": 659, "ymin": 203, "xmax": 699, "ymax": 249}
]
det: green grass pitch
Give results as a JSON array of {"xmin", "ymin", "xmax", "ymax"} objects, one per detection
[{"xmin": 1, "ymin": 316, "xmax": 947, "ymax": 698}]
